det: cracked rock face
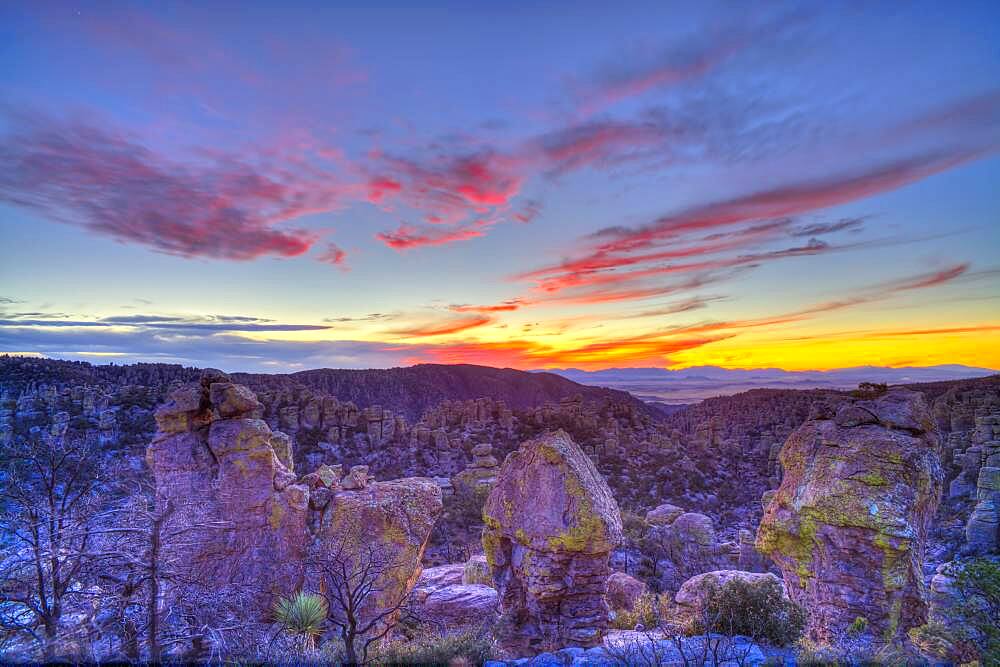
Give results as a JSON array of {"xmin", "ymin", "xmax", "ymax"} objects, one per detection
[
  {"xmin": 756, "ymin": 389, "xmax": 942, "ymax": 642},
  {"xmin": 147, "ymin": 372, "xmax": 442, "ymax": 623},
  {"xmin": 482, "ymin": 430, "xmax": 622, "ymax": 653}
]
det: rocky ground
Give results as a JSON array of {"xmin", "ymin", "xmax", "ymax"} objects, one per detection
[{"xmin": 1, "ymin": 355, "xmax": 998, "ymax": 663}]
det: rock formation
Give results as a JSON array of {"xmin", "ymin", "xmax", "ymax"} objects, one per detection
[
  {"xmin": 964, "ymin": 414, "xmax": 1000, "ymax": 554},
  {"xmin": 147, "ymin": 372, "xmax": 442, "ymax": 627},
  {"xmin": 452, "ymin": 442, "xmax": 501, "ymax": 496},
  {"xmin": 756, "ymin": 388, "xmax": 943, "ymax": 641},
  {"xmin": 482, "ymin": 430, "xmax": 623, "ymax": 653}
]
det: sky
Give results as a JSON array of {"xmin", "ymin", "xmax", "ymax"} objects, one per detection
[{"xmin": 1, "ymin": 0, "xmax": 998, "ymax": 373}]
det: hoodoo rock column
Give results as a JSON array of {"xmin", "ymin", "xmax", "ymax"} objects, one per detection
[
  {"xmin": 482, "ymin": 430, "xmax": 622, "ymax": 654},
  {"xmin": 756, "ymin": 388, "xmax": 943, "ymax": 641}
]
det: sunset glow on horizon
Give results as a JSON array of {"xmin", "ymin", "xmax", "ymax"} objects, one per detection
[{"xmin": 1, "ymin": 1, "xmax": 998, "ymax": 373}]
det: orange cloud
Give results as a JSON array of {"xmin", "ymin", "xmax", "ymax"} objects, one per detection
[{"xmin": 386, "ymin": 314, "xmax": 493, "ymax": 338}]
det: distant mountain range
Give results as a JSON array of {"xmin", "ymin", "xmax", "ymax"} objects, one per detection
[{"xmin": 543, "ymin": 364, "xmax": 999, "ymax": 404}]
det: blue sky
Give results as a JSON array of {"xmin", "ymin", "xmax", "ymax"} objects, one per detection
[{"xmin": 1, "ymin": 1, "xmax": 998, "ymax": 371}]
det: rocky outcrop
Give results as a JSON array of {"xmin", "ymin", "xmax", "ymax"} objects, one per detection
[
  {"xmin": 964, "ymin": 414, "xmax": 1000, "ymax": 554},
  {"xmin": 147, "ymin": 372, "xmax": 309, "ymax": 602},
  {"xmin": 482, "ymin": 430, "xmax": 623, "ymax": 653},
  {"xmin": 147, "ymin": 372, "xmax": 442, "ymax": 626},
  {"xmin": 756, "ymin": 388, "xmax": 943, "ymax": 641}
]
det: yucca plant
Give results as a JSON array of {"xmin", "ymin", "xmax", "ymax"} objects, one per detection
[{"xmin": 273, "ymin": 591, "xmax": 328, "ymax": 652}]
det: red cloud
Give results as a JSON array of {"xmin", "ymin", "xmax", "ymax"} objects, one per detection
[
  {"xmin": 367, "ymin": 176, "xmax": 401, "ymax": 203},
  {"xmin": 449, "ymin": 299, "xmax": 527, "ymax": 313},
  {"xmin": 515, "ymin": 151, "xmax": 981, "ymax": 304}
]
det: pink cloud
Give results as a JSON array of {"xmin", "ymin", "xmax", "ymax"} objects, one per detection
[
  {"xmin": 375, "ymin": 223, "xmax": 488, "ymax": 250},
  {"xmin": 0, "ymin": 114, "xmax": 349, "ymax": 260},
  {"xmin": 317, "ymin": 243, "xmax": 348, "ymax": 268}
]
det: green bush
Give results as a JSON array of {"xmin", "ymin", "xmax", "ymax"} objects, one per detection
[
  {"xmin": 373, "ymin": 624, "xmax": 495, "ymax": 665},
  {"xmin": 947, "ymin": 558, "xmax": 1000, "ymax": 666},
  {"xmin": 697, "ymin": 577, "xmax": 807, "ymax": 647},
  {"xmin": 610, "ymin": 592, "xmax": 670, "ymax": 630}
]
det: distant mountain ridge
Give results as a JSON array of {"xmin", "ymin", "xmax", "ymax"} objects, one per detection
[
  {"xmin": 232, "ymin": 363, "xmax": 652, "ymax": 420},
  {"xmin": 0, "ymin": 357, "xmax": 652, "ymax": 421},
  {"xmin": 543, "ymin": 364, "xmax": 999, "ymax": 404}
]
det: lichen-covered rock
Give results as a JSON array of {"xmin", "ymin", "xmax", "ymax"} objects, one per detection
[
  {"xmin": 644, "ymin": 502, "xmax": 684, "ymax": 526},
  {"xmin": 148, "ymin": 376, "xmax": 442, "ymax": 631},
  {"xmin": 463, "ymin": 554, "xmax": 492, "ymax": 586},
  {"xmin": 482, "ymin": 430, "xmax": 623, "ymax": 653},
  {"xmin": 314, "ymin": 477, "xmax": 442, "ymax": 629},
  {"xmin": 607, "ymin": 572, "xmax": 648, "ymax": 612},
  {"xmin": 756, "ymin": 388, "xmax": 942, "ymax": 642}
]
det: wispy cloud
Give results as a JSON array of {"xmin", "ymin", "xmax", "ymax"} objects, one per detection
[{"xmin": 385, "ymin": 314, "xmax": 494, "ymax": 338}]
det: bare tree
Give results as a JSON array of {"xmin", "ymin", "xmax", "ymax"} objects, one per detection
[
  {"xmin": 88, "ymin": 484, "xmax": 244, "ymax": 662},
  {"xmin": 306, "ymin": 531, "xmax": 417, "ymax": 665},
  {"xmin": 0, "ymin": 436, "xmax": 107, "ymax": 660}
]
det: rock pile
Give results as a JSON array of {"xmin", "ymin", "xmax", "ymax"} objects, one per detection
[
  {"xmin": 482, "ymin": 430, "xmax": 623, "ymax": 653},
  {"xmin": 756, "ymin": 388, "xmax": 943, "ymax": 641}
]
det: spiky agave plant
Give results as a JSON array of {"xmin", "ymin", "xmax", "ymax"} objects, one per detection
[{"xmin": 273, "ymin": 591, "xmax": 328, "ymax": 652}]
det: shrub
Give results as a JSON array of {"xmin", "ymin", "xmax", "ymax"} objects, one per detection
[
  {"xmin": 946, "ymin": 558, "xmax": 1000, "ymax": 666},
  {"xmin": 373, "ymin": 624, "xmax": 495, "ymax": 665},
  {"xmin": 851, "ymin": 382, "xmax": 888, "ymax": 399},
  {"xmin": 847, "ymin": 616, "xmax": 868, "ymax": 636},
  {"xmin": 696, "ymin": 577, "xmax": 807, "ymax": 647},
  {"xmin": 610, "ymin": 592, "xmax": 670, "ymax": 630},
  {"xmin": 273, "ymin": 591, "xmax": 327, "ymax": 652},
  {"xmin": 908, "ymin": 621, "xmax": 978, "ymax": 663}
]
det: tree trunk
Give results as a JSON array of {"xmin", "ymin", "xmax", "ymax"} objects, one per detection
[{"xmin": 148, "ymin": 513, "xmax": 163, "ymax": 662}]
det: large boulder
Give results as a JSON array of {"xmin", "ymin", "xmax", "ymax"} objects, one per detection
[
  {"xmin": 756, "ymin": 389, "xmax": 942, "ymax": 641},
  {"xmin": 606, "ymin": 572, "xmax": 648, "ymax": 612},
  {"xmin": 482, "ymin": 430, "xmax": 623, "ymax": 653},
  {"xmin": 646, "ymin": 511, "xmax": 722, "ymax": 591},
  {"xmin": 645, "ymin": 503, "xmax": 685, "ymax": 526},
  {"xmin": 313, "ymin": 477, "xmax": 442, "ymax": 630},
  {"xmin": 417, "ymin": 584, "xmax": 499, "ymax": 628}
]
